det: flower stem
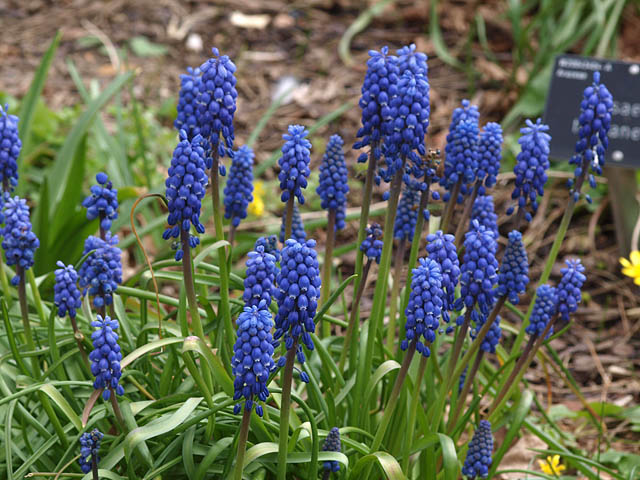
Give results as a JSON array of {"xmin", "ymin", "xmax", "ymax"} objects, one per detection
[
  {"xmin": 210, "ymin": 152, "xmax": 234, "ymax": 362},
  {"xmin": 91, "ymin": 452, "xmax": 100, "ymax": 480},
  {"xmin": 320, "ymin": 208, "xmax": 337, "ymax": 337},
  {"xmin": 69, "ymin": 314, "xmax": 90, "ymax": 372},
  {"xmin": 277, "ymin": 340, "xmax": 298, "ymax": 480},
  {"xmin": 0, "ymin": 254, "xmax": 10, "ymax": 301},
  {"xmin": 402, "ymin": 353, "xmax": 428, "ymax": 473},
  {"xmin": 339, "ymin": 259, "xmax": 371, "ymax": 375},
  {"xmin": 386, "ymin": 237, "xmax": 406, "ymax": 350},
  {"xmin": 322, "ymin": 470, "xmax": 331, "ymax": 480},
  {"xmin": 454, "ymin": 182, "xmax": 479, "ymax": 245},
  {"xmin": 448, "ymin": 349, "xmax": 483, "ymax": 432},
  {"xmin": 440, "ymin": 180, "xmax": 461, "ymax": 234},
  {"xmin": 233, "ymin": 405, "xmax": 252, "ymax": 480},
  {"xmin": 229, "ymin": 224, "xmax": 236, "ymax": 248},
  {"xmin": 181, "ymin": 229, "xmax": 204, "ymax": 339},
  {"xmin": 109, "ymin": 390, "xmax": 127, "ymax": 433},
  {"xmin": 284, "ymin": 197, "xmax": 295, "ymax": 240},
  {"xmin": 17, "ymin": 266, "xmax": 38, "ymax": 375}
]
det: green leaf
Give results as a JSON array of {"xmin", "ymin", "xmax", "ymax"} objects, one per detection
[
  {"xmin": 33, "ymin": 177, "xmax": 51, "ymax": 270},
  {"xmin": 438, "ymin": 433, "xmax": 458, "ymax": 480},
  {"xmin": 121, "ymin": 337, "xmax": 185, "ymax": 369},
  {"xmin": 349, "ymin": 451, "xmax": 406, "ymax": 479},
  {"xmin": 315, "ymin": 273, "xmax": 357, "ymax": 327},
  {"xmin": 39, "ymin": 383, "xmax": 82, "ymax": 431},
  {"xmin": 182, "ymin": 336, "xmax": 234, "ymax": 395},
  {"xmin": 130, "ymin": 36, "xmax": 168, "ymax": 57},
  {"xmin": 364, "ymin": 360, "xmax": 401, "ymax": 404}
]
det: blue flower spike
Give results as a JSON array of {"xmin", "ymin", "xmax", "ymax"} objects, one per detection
[
  {"xmin": 568, "ymin": 72, "xmax": 613, "ymax": 203},
  {"xmin": 197, "ymin": 47, "xmax": 237, "ymax": 167},
  {"xmin": 231, "ymin": 305, "xmax": 276, "ymax": 417},
  {"xmin": 224, "ymin": 145, "xmax": 254, "ymax": 228},
  {"xmin": 255, "ymin": 235, "xmax": 280, "ymax": 263},
  {"xmin": 497, "ymin": 231, "xmax": 529, "ymax": 304},
  {"xmin": 402, "ymin": 257, "xmax": 445, "ymax": 357},
  {"xmin": 54, "ymin": 261, "xmax": 82, "ymax": 318},
  {"xmin": 556, "ymin": 259, "xmax": 586, "ymax": 321},
  {"xmin": 82, "ymin": 172, "xmax": 118, "ymax": 232},
  {"xmin": 243, "ymin": 246, "xmax": 278, "ymax": 309},
  {"xmin": 471, "ymin": 314, "xmax": 502, "ymax": 354},
  {"xmin": 0, "ymin": 104, "xmax": 21, "ymax": 191},
  {"xmin": 476, "ymin": 122, "xmax": 502, "ymax": 194},
  {"xmin": 89, "ymin": 315, "xmax": 124, "ymax": 400},
  {"xmin": 274, "ymin": 239, "xmax": 321, "ymax": 369},
  {"xmin": 462, "ymin": 420, "xmax": 493, "ymax": 478},
  {"xmin": 175, "ymin": 66, "xmax": 202, "ymax": 141},
  {"xmin": 507, "ymin": 118, "xmax": 551, "ymax": 222},
  {"xmin": 425, "ymin": 231, "xmax": 460, "ymax": 326},
  {"xmin": 78, "ymin": 234, "xmax": 122, "ymax": 308},
  {"xmin": 1, "ymin": 196, "xmax": 39, "ymax": 285},
  {"xmin": 360, "ymin": 223, "xmax": 383, "ymax": 264},
  {"xmin": 78, "ymin": 428, "xmax": 103, "ymax": 474},
  {"xmin": 279, "ymin": 204, "xmax": 306, "ymax": 243},
  {"xmin": 322, "ymin": 427, "xmax": 342, "ymax": 473},
  {"xmin": 470, "ymin": 195, "xmax": 498, "ymax": 239},
  {"xmin": 162, "ymin": 131, "xmax": 208, "ymax": 261},
  {"xmin": 278, "ymin": 125, "xmax": 312, "ymax": 205},
  {"xmin": 393, "ymin": 181, "xmax": 421, "ymax": 241},
  {"xmin": 317, "ymin": 134, "xmax": 349, "ymax": 231},
  {"xmin": 526, "ymin": 284, "xmax": 558, "ymax": 338}
]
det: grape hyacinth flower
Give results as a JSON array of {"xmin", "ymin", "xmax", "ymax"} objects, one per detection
[
  {"xmin": 462, "ymin": 420, "xmax": 493, "ymax": 479},
  {"xmin": 1, "ymin": 196, "xmax": 39, "ymax": 285},
  {"xmin": 78, "ymin": 429, "xmax": 103, "ymax": 474},
  {"xmin": 224, "ymin": 145, "xmax": 254, "ymax": 228},
  {"xmin": 425, "ymin": 231, "xmax": 460, "ymax": 325},
  {"xmin": 440, "ymin": 100, "xmax": 480, "ymax": 203},
  {"xmin": 402, "ymin": 257, "xmax": 445, "ymax": 357},
  {"xmin": 568, "ymin": 72, "xmax": 613, "ymax": 202},
  {"xmin": 470, "ymin": 195, "xmax": 498, "ymax": 239},
  {"xmin": 78, "ymin": 234, "xmax": 122, "ymax": 308},
  {"xmin": 507, "ymin": 118, "xmax": 551, "ymax": 222},
  {"xmin": 317, "ymin": 135, "xmax": 349, "ymax": 230},
  {"xmin": 360, "ymin": 223, "xmax": 383, "ymax": 264},
  {"xmin": 322, "ymin": 427, "xmax": 342, "ymax": 473},
  {"xmin": 89, "ymin": 315, "xmax": 124, "ymax": 400},
  {"xmin": 254, "ymin": 235, "xmax": 280, "ymax": 263},
  {"xmin": 497, "ymin": 231, "xmax": 529, "ymax": 304},
  {"xmin": 476, "ymin": 122, "xmax": 502, "ymax": 194},
  {"xmin": 274, "ymin": 239, "xmax": 321, "ymax": 367},
  {"xmin": 353, "ymin": 47, "xmax": 399, "ymax": 161},
  {"xmin": 231, "ymin": 305, "xmax": 276, "ymax": 416},
  {"xmin": 455, "ymin": 220, "xmax": 499, "ymax": 316},
  {"xmin": 54, "ymin": 261, "xmax": 82, "ymax": 318},
  {"xmin": 525, "ymin": 284, "xmax": 558, "ymax": 338},
  {"xmin": 197, "ymin": 47, "xmax": 237, "ymax": 166},
  {"xmin": 175, "ymin": 66, "xmax": 202, "ymax": 141},
  {"xmin": 279, "ymin": 204, "xmax": 306, "ymax": 243},
  {"xmin": 458, "ymin": 365, "xmax": 468, "ymax": 394},
  {"xmin": 0, "ymin": 104, "xmax": 20, "ymax": 191},
  {"xmin": 472, "ymin": 315, "xmax": 502, "ymax": 354},
  {"xmin": 162, "ymin": 131, "xmax": 208, "ymax": 261},
  {"xmin": 393, "ymin": 181, "xmax": 420, "ymax": 241},
  {"xmin": 242, "ymin": 246, "xmax": 278, "ymax": 308},
  {"xmin": 278, "ymin": 125, "xmax": 312, "ymax": 205},
  {"xmin": 556, "ymin": 259, "xmax": 586, "ymax": 321},
  {"xmin": 397, "ymin": 43, "xmax": 428, "ymax": 76},
  {"xmin": 82, "ymin": 172, "xmax": 118, "ymax": 232}
]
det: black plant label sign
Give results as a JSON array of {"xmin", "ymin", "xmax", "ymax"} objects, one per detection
[{"xmin": 544, "ymin": 54, "xmax": 640, "ymax": 168}]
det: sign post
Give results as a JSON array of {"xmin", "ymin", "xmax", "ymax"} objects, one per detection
[{"xmin": 544, "ymin": 54, "xmax": 640, "ymax": 255}]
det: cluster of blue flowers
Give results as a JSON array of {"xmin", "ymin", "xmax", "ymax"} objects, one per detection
[
  {"xmin": 321, "ymin": 427, "xmax": 342, "ymax": 473},
  {"xmin": 196, "ymin": 47, "xmax": 237, "ymax": 165},
  {"xmin": 568, "ymin": 71, "xmax": 613, "ymax": 201},
  {"xmin": 279, "ymin": 204, "xmax": 306, "ymax": 243},
  {"xmin": 526, "ymin": 284, "xmax": 557, "ymax": 338},
  {"xmin": 89, "ymin": 315, "xmax": 124, "ymax": 400},
  {"xmin": 231, "ymin": 305, "xmax": 276, "ymax": 416},
  {"xmin": 82, "ymin": 172, "xmax": 119, "ymax": 231},
  {"xmin": 556, "ymin": 259, "xmax": 586, "ymax": 321},
  {"xmin": 426, "ymin": 231, "xmax": 460, "ymax": 325},
  {"xmin": 393, "ymin": 181, "xmax": 420, "ymax": 241},
  {"xmin": 1, "ymin": 196, "xmax": 39, "ymax": 285},
  {"xmin": 278, "ymin": 125, "xmax": 312, "ymax": 205},
  {"xmin": 507, "ymin": 118, "xmax": 551, "ymax": 222},
  {"xmin": 78, "ymin": 234, "xmax": 122, "ymax": 308},
  {"xmin": 255, "ymin": 235, "xmax": 280, "ymax": 262},
  {"xmin": 274, "ymin": 239, "xmax": 321, "ymax": 367},
  {"xmin": 54, "ymin": 261, "xmax": 82, "ymax": 318},
  {"xmin": 470, "ymin": 195, "xmax": 498, "ymax": 239},
  {"xmin": 175, "ymin": 67, "xmax": 202, "ymax": 141},
  {"xmin": 476, "ymin": 122, "xmax": 502, "ymax": 193},
  {"xmin": 0, "ymin": 104, "xmax": 20, "ymax": 191},
  {"xmin": 78, "ymin": 428, "xmax": 103, "ymax": 474},
  {"xmin": 317, "ymin": 135, "xmax": 349, "ymax": 231},
  {"xmin": 402, "ymin": 257, "xmax": 445, "ymax": 357},
  {"xmin": 360, "ymin": 223, "xmax": 383, "ymax": 264},
  {"xmin": 497, "ymin": 231, "xmax": 529, "ymax": 304},
  {"xmin": 462, "ymin": 420, "xmax": 493, "ymax": 478},
  {"xmin": 224, "ymin": 145, "xmax": 254, "ymax": 227},
  {"xmin": 472, "ymin": 315, "xmax": 502, "ymax": 354},
  {"xmin": 162, "ymin": 131, "xmax": 208, "ymax": 260},
  {"xmin": 243, "ymin": 246, "xmax": 278, "ymax": 308}
]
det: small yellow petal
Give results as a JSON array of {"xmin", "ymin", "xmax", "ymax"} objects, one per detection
[
  {"xmin": 630, "ymin": 250, "xmax": 640, "ymax": 265},
  {"xmin": 620, "ymin": 257, "xmax": 632, "ymax": 268},
  {"xmin": 634, "ymin": 277, "xmax": 640, "ymax": 286}
]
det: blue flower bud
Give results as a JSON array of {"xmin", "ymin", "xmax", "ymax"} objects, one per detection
[
  {"xmin": 1, "ymin": 196, "xmax": 39, "ymax": 285},
  {"xmin": 497, "ymin": 231, "xmax": 529, "ymax": 304},
  {"xmin": 175, "ymin": 67, "xmax": 202, "ymax": 141},
  {"xmin": 556, "ymin": 259, "xmax": 586, "ymax": 321},
  {"xmin": 526, "ymin": 284, "xmax": 557, "ymax": 338},
  {"xmin": 470, "ymin": 195, "xmax": 498, "ymax": 239},
  {"xmin": 322, "ymin": 427, "xmax": 342, "ymax": 472},
  {"xmin": 78, "ymin": 233, "xmax": 122, "ymax": 308},
  {"xmin": 243, "ymin": 246, "xmax": 278, "ymax": 308},
  {"xmin": 82, "ymin": 173, "xmax": 118, "ymax": 231},
  {"xmin": 279, "ymin": 204, "xmax": 306, "ymax": 243},
  {"xmin": 476, "ymin": 122, "xmax": 502, "ymax": 193},
  {"xmin": 393, "ymin": 181, "xmax": 420, "ymax": 240},
  {"xmin": 360, "ymin": 223, "xmax": 383, "ymax": 264},
  {"xmin": 89, "ymin": 315, "xmax": 124, "ymax": 400},
  {"xmin": 78, "ymin": 428, "xmax": 103, "ymax": 474},
  {"xmin": 462, "ymin": 420, "xmax": 493, "ymax": 478},
  {"xmin": 317, "ymin": 135, "xmax": 349, "ymax": 230},
  {"xmin": 255, "ymin": 235, "xmax": 280, "ymax": 263},
  {"xmin": 0, "ymin": 104, "xmax": 20, "ymax": 191},
  {"xmin": 224, "ymin": 145, "xmax": 254, "ymax": 228},
  {"xmin": 54, "ymin": 261, "xmax": 82, "ymax": 318},
  {"xmin": 278, "ymin": 125, "xmax": 312, "ymax": 205},
  {"xmin": 426, "ymin": 231, "xmax": 460, "ymax": 322}
]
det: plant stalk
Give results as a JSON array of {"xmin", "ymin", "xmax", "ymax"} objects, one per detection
[
  {"xmin": 233, "ymin": 405, "xmax": 252, "ymax": 480},
  {"xmin": 284, "ymin": 197, "xmax": 295, "ymax": 240},
  {"xmin": 17, "ymin": 266, "xmax": 39, "ymax": 375},
  {"xmin": 277, "ymin": 340, "xmax": 298, "ymax": 480},
  {"xmin": 448, "ymin": 350, "xmax": 483, "ymax": 432},
  {"xmin": 440, "ymin": 180, "xmax": 461, "ymax": 234},
  {"xmin": 91, "ymin": 452, "xmax": 100, "ymax": 480},
  {"xmin": 229, "ymin": 224, "xmax": 236, "ymax": 247},
  {"xmin": 454, "ymin": 182, "xmax": 480, "ymax": 244},
  {"xmin": 402, "ymin": 353, "xmax": 428, "ymax": 473},
  {"xmin": 69, "ymin": 314, "xmax": 90, "ymax": 371},
  {"xmin": 386, "ymin": 237, "xmax": 406, "ymax": 350},
  {"xmin": 110, "ymin": 390, "xmax": 127, "ymax": 433},
  {"xmin": 320, "ymin": 208, "xmax": 337, "ymax": 337}
]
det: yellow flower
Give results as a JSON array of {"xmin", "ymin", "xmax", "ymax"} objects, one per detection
[
  {"xmin": 248, "ymin": 181, "xmax": 265, "ymax": 217},
  {"xmin": 620, "ymin": 250, "xmax": 640, "ymax": 285},
  {"xmin": 538, "ymin": 455, "xmax": 566, "ymax": 476}
]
